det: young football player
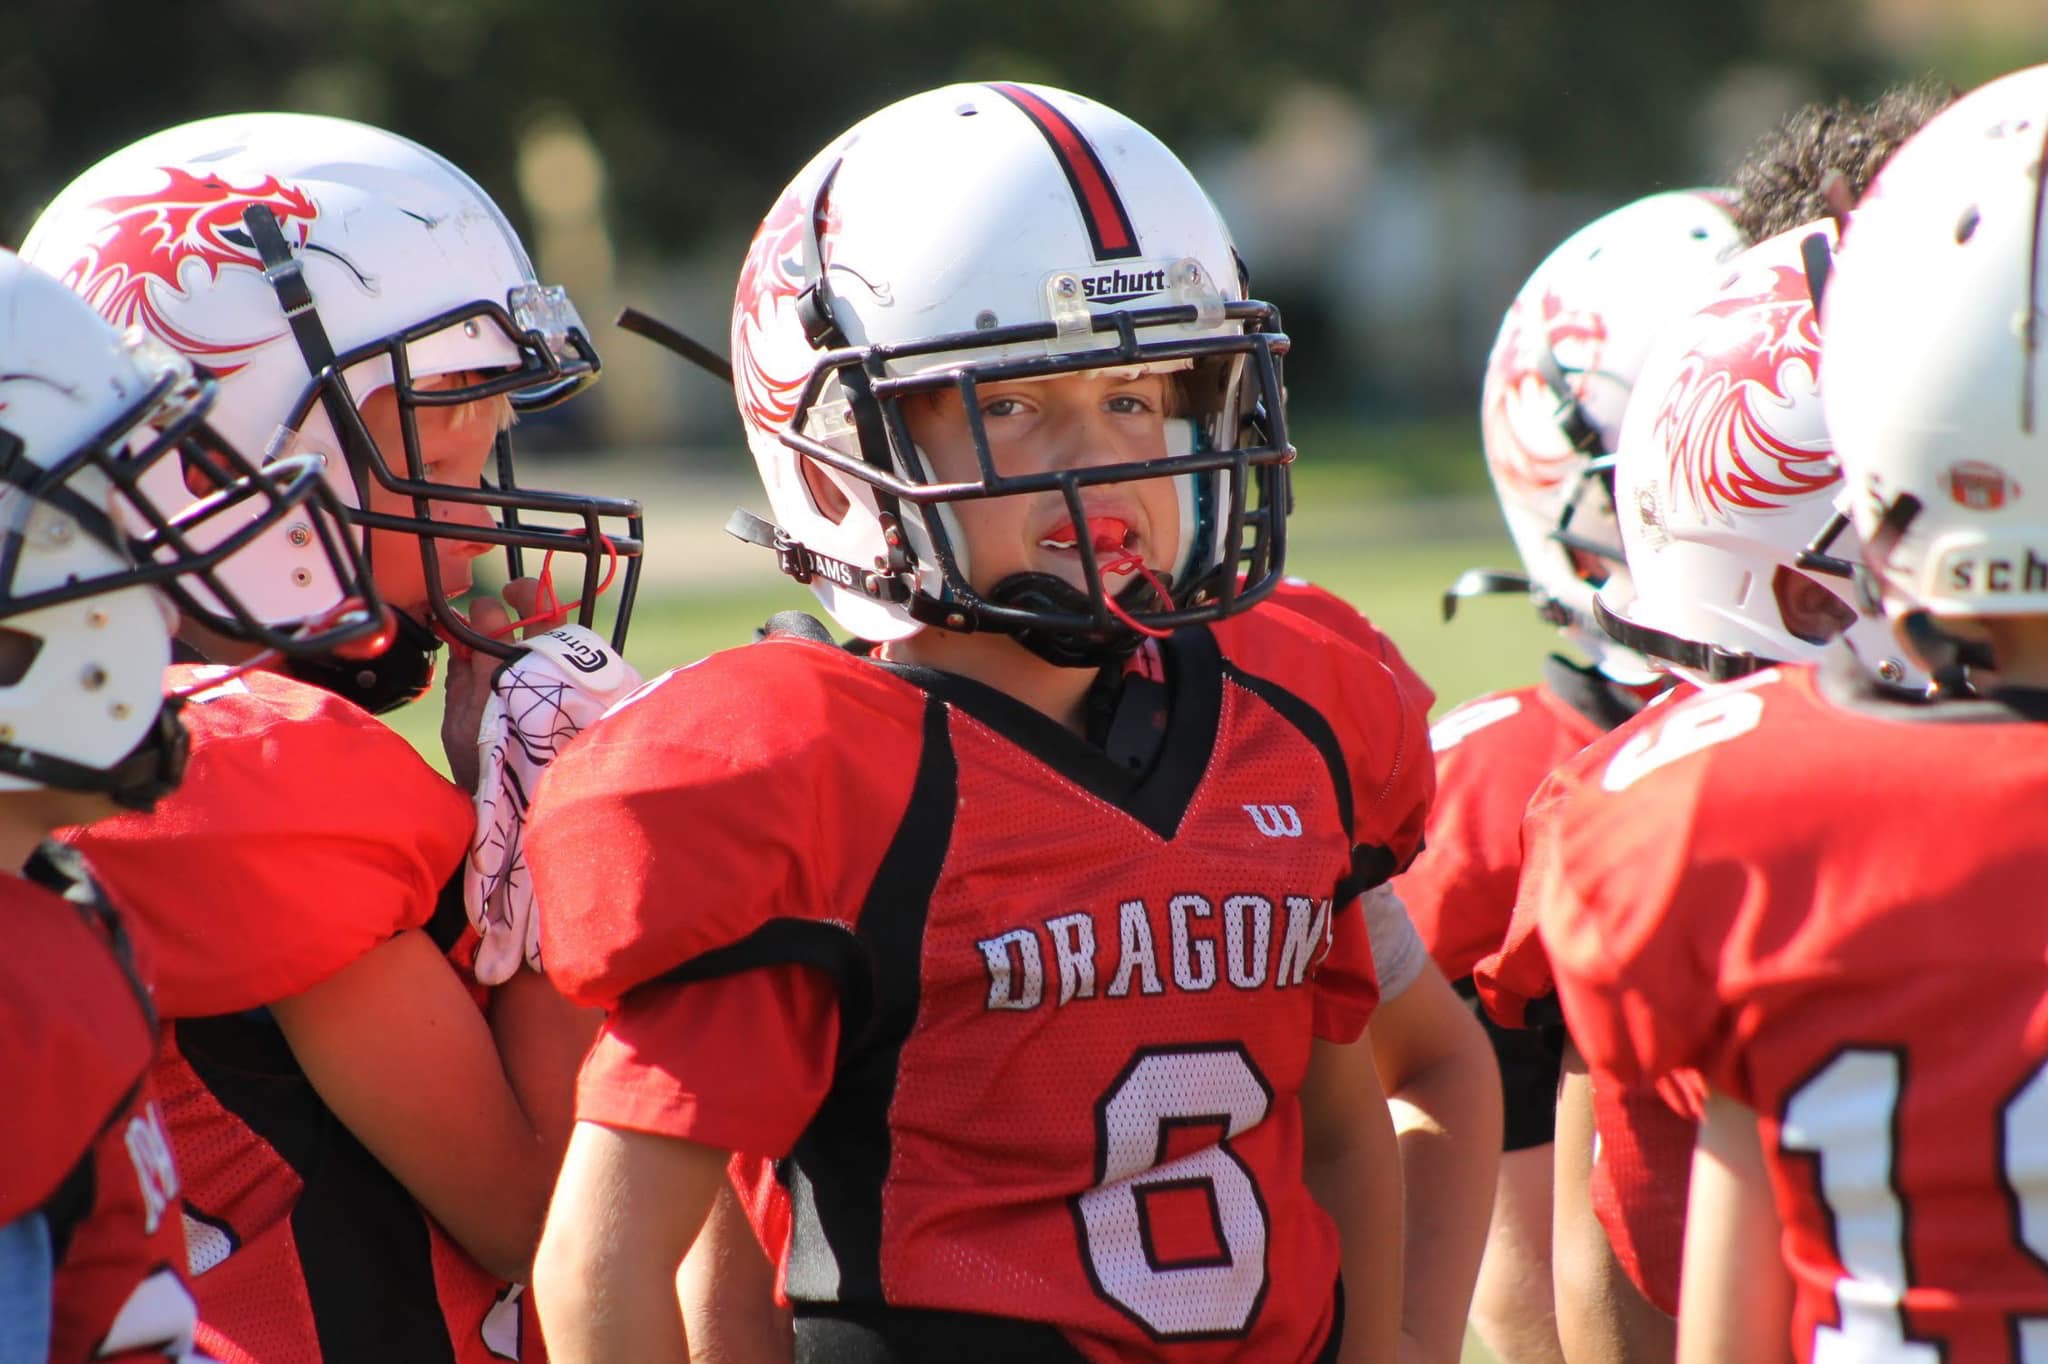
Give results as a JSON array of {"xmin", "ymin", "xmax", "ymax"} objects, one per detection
[
  {"xmin": 20, "ymin": 113, "xmax": 643, "ymax": 1361},
  {"xmin": 1399, "ymin": 187, "xmax": 1745, "ymax": 1364},
  {"xmin": 1535, "ymin": 62, "xmax": 2048, "ymax": 1362},
  {"xmin": 0, "ymin": 247, "xmax": 372, "ymax": 1361},
  {"xmin": 1493, "ymin": 218, "xmax": 1928, "ymax": 1361},
  {"xmin": 529, "ymin": 83, "xmax": 1435, "ymax": 1363}
]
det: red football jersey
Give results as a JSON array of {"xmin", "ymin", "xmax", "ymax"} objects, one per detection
[
  {"xmin": 1395, "ymin": 657, "xmax": 1656, "ymax": 983},
  {"xmin": 534, "ymin": 610, "xmax": 1433, "ymax": 1362},
  {"xmin": 65, "ymin": 666, "xmax": 527, "ymax": 1363},
  {"xmin": 1, "ymin": 847, "xmax": 203, "ymax": 1362},
  {"xmin": 1537, "ymin": 664, "xmax": 2048, "ymax": 1361}
]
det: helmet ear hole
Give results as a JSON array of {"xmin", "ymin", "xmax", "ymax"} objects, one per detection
[
  {"xmin": 0, "ymin": 627, "xmax": 41, "ymax": 687},
  {"xmin": 799, "ymin": 456, "xmax": 853, "ymax": 525}
]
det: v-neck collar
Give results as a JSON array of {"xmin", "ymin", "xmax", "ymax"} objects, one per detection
[{"xmin": 873, "ymin": 629, "xmax": 1223, "ymax": 841}]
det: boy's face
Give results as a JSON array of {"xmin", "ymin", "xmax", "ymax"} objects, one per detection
[
  {"xmin": 354, "ymin": 372, "xmax": 507, "ymax": 615},
  {"xmin": 900, "ymin": 369, "xmax": 1183, "ymax": 600}
]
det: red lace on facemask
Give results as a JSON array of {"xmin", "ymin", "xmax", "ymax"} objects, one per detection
[
  {"xmin": 1093, "ymin": 524, "xmax": 1176, "ymax": 641},
  {"xmin": 437, "ymin": 530, "xmax": 622, "ymax": 655}
]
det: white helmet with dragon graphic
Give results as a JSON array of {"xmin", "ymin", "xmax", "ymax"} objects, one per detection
[{"xmin": 1597, "ymin": 221, "xmax": 1919, "ymax": 688}]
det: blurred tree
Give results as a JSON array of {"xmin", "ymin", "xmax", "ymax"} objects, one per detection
[{"xmin": 12, "ymin": 0, "xmax": 1892, "ymax": 250}]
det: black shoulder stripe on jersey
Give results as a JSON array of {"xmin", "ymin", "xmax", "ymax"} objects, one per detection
[
  {"xmin": 641, "ymin": 918, "xmax": 875, "ymax": 1059},
  {"xmin": 1332, "ymin": 843, "xmax": 1401, "ymax": 904},
  {"xmin": 785, "ymin": 694, "xmax": 958, "ymax": 1305},
  {"xmin": 1220, "ymin": 661, "xmax": 1354, "ymax": 839},
  {"xmin": 175, "ymin": 1015, "xmax": 455, "ymax": 1360}
]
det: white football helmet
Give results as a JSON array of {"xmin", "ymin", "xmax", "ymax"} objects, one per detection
[
  {"xmin": 1453, "ymin": 190, "xmax": 1746, "ymax": 680},
  {"xmin": 729, "ymin": 82, "xmax": 1289, "ymax": 663},
  {"xmin": 1596, "ymin": 222, "xmax": 1918, "ymax": 688},
  {"xmin": 0, "ymin": 249, "xmax": 371, "ymax": 807},
  {"xmin": 21, "ymin": 113, "xmax": 643, "ymax": 706},
  {"xmin": 1823, "ymin": 64, "xmax": 2048, "ymax": 636}
]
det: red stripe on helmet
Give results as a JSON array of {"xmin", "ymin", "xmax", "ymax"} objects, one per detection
[{"xmin": 987, "ymin": 83, "xmax": 1142, "ymax": 261}]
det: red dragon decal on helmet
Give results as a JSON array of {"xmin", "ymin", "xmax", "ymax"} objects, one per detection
[
  {"xmin": 1657, "ymin": 264, "xmax": 1837, "ymax": 519},
  {"xmin": 731, "ymin": 185, "xmax": 816, "ymax": 436},
  {"xmin": 59, "ymin": 168, "xmax": 320, "ymax": 377},
  {"xmin": 1482, "ymin": 287, "xmax": 1609, "ymax": 497}
]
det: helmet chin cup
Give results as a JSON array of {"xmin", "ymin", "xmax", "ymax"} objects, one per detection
[
  {"xmin": 985, "ymin": 570, "xmax": 1170, "ymax": 668},
  {"xmin": 278, "ymin": 609, "xmax": 441, "ymax": 714}
]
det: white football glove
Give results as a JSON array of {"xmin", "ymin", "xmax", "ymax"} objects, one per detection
[{"xmin": 465, "ymin": 625, "xmax": 642, "ymax": 985}]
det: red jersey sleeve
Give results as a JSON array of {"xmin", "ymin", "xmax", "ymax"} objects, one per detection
[
  {"xmin": 577, "ymin": 964, "xmax": 840, "ymax": 1156},
  {"xmin": 1469, "ymin": 768, "xmax": 1568, "ymax": 1030},
  {"xmin": 63, "ymin": 667, "xmax": 470, "ymax": 1019},
  {"xmin": 531, "ymin": 639, "xmax": 924, "ymax": 1010},
  {"xmin": 1265, "ymin": 577, "xmax": 1437, "ymax": 714},
  {"xmin": 1394, "ymin": 685, "xmax": 1603, "ymax": 982}
]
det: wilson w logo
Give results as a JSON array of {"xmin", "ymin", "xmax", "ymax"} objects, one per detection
[{"xmin": 1244, "ymin": 804, "xmax": 1302, "ymax": 838}]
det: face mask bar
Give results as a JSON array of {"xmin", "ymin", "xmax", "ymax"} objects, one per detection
[
  {"xmin": 0, "ymin": 360, "xmax": 383, "ymax": 658},
  {"xmin": 243, "ymin": 204, "xmax": 641, "ymax": 661},
  {"xmin": 777, "ymin": 299, "xmax": 1292, "ymax": 642},
  {"xmin": 297, "ymin": 331, "xmax": 645, "ymax": 659}
]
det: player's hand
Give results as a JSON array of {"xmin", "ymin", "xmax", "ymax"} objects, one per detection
[
  {"xmin": 463, "ymin": 620, "xmax": 643, "ymax": 984},
  {"xmin": 441, "ymin": 577, "xmax": 565, "ymax": 788}
]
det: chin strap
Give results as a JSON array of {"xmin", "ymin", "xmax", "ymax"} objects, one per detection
[
  {"xmin": 985, "ymin": 570, "xmax": 1171, "ymax": 669},
  {"xmin": 279, "ymin": 610, "xmax": 442, "ymax": 715},
  {"xmin": 0, "ymin": 698, "xmax": 190, "ymax": 812},
  {"xmin": 1899, "ymin": 610, "xmax": 1991, "ymax": 698},
  {"xmin": 726, "ymin": 507, "xmax": 912, "ymax": 607},
  {"xmin": 1591, "ymin": 596, "xmax": 1777, "ymax": 683}
]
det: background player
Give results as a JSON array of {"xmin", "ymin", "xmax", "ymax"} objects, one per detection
[
  {"xmin": 1543, "ymin": 61, "xmax": 2048, "ymax": 1361},
  {"xmin": 21, "ymin": 113, "xmax": 641, "ymax": 1360},
  {"xmin": 0, "ymin": 247, "xmax": 372, "ymax": 1361},
  {"xmin": 530, "ymin": 82, "xmax": 1434, "ymax": 1362},
  {"xmin": 1402, "ymin": 186, "xmax": 1744, "ymax": 1364}
]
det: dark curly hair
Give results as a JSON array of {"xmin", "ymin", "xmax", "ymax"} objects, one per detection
[{"xmin": 1731, "ymin": 81, "xmax": 1957, "ymax": 243}]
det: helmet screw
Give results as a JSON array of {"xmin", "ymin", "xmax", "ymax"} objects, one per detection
[
  {"xmin": 974, "ymin": 310, "xmax": 998, "ymax": 330},
  {"xmin": 81, "ymin": 664, "xmax": 107, "ymax": 691},
  {"xmin": 1180, "ymin": 260, "xmax": 1203, "ymax": 284},
  {"xmin": 945, "ymin": 611, "xmax": 967, "ymax": 628},
  {"xmin": 287, "ymin": 522, "xmax": 313, "ymax": 548},
  {"xmin": 43, "ymin": 516, "xmax": 73, "ymax": 545},
  {"xmin": 884, "ymin": 526, "xmax": 903, "ymax": 547},
  {"xmin": 1053, "ymin": 275, "xmax": 1079, "ymax": 298},
  {"xmin": 292, "ymin": 568, "xmax": 314, "ymax": 587},
  {"xmin": 1191, "ymin": 590, "xmax": 1211, "ymax": 605},
  {"xmin": 108, "ymin": 703, "xmax": 129, "ymax": 721},
  {"xmin": 862, "ymin": 573, "xmax": 883, "ymax": 594},
  {"xmin": 463, "ymin": 320, "xmax": 482, "ymax": 338},
  {"xmin": 1879, "ymin": 658, "xmax": 1905, "ymax": 683},
  {"xmin": 86, "ymin": 610, "xmax": 108, "ymax": 629}
]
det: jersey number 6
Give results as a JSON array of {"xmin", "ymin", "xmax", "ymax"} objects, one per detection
[{"xmin": 1072, "ymin": 1044, "xmax": 1274, "ymax": 1340}]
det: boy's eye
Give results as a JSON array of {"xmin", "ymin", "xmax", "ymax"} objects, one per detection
[
  {"xmin": 1106, "ymin": 393, "xmax": 1156, "ymax": 415},
  {"xmin": 982, "ymin": 396, "xmax": 1027, "ymax": 418}
]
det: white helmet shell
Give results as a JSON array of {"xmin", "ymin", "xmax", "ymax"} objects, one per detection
[
  {"xmin": 731, "ymin": 82, "xmax": 1284, "ymax": 646},
  {"xmin": 21, "ymin": 112, "xmax": 634, "ymax": 660},
  {"xmin": 1824, "ymin": 63, "xmax": 2048, "ymax": 621},
  {"xmin": 1601, "ymin": 222, "xmax": 1918, "ymax": 687},
  {"xmin": 1478, "ymin": 189, "xmax": 1746, "ymax": 676},
  {"xmin": 0, "ymin": 251, "xmax": 178, "ymax": 796}
]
